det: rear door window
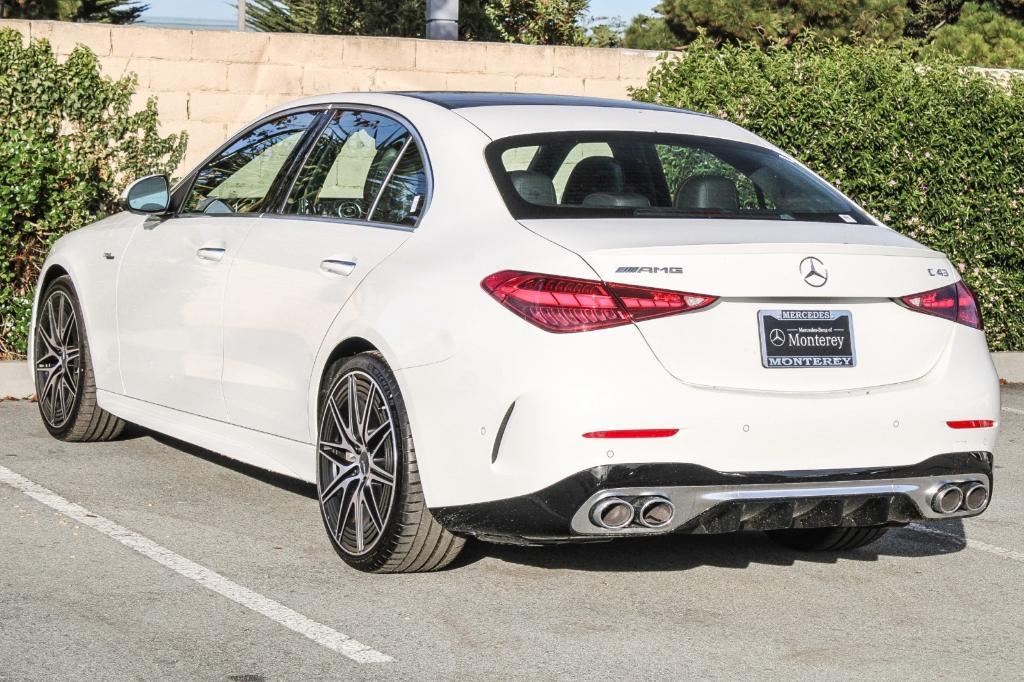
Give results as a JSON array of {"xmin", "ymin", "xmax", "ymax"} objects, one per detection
[{"xmin": 283, "ymin": 110, "xmax": 427, "ymax": 226}]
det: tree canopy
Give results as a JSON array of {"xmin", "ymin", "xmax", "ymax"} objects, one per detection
[
  {"xmin": 0, "ymin": 0, "xmax": 146, "ymax": 23},
  {"xmin": 484, "ymin": 0, "xmax": 589, "ymax": 45},
  {"xmin": 641, "ymin": 0, "xmax": 1024, "ymax": 67},
  {"xmin": 243, "ymin": 0, "xmax": 499, "ymax": 41}
]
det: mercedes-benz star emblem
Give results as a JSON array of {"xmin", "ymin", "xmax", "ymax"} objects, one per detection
[
  {"xmin": 769, "ymin": 328, "xmax": 786, "ymax": 347},
  {"xmin": 799, "ymin": 256, "xmax": 828, "ymax": 287}
]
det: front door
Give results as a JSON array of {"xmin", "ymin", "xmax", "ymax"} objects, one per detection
[
  {"xmin": 116, "ymin": 110, "xmax": 321, "ymax": 419},
  {"xmin": 222, "ymin": 109, "xmax": 429, "ymax": 442}
]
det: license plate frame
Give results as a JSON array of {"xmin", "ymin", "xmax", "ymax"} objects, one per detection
[{"xmin": 758, "ymin": 309, "xmax": 856, "ymax": 368}]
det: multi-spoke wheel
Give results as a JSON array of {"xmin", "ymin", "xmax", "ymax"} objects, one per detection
[
  {"xmin": 34, "ymin": 288, "xmax": 81, "ymax": 429},
  {"xmin": 316, "ymin": 352, "xmax": 464, "ymax": 573},
  {"xmin": 33, "ymin": 276, "xmax": 126, "ymax": 441}
]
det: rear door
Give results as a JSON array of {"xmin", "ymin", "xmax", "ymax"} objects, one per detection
[
  {"xmin": 116, "ymin": 110, "xmax": 320, "ymax": 418},
  {"xmin": 221, "ymin": 108, "xmax": 428, "ymax": 442}
]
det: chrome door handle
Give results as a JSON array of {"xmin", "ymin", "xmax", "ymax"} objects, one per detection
[
  {"xmin": 320, "ymin": 259, "xmax": 357, "ymax": 276},
  {"xmin": 196, "ymin": 247, "xmax": 226, "ymax": 262}
]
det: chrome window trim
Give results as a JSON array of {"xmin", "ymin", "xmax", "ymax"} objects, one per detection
[
  {"xmin": 366, "ymin": 136, "xmax": 413, "ymax": 222},
  {"xmin": 272, "ymin": 103, "xmax": 434, "ymax": 230},
  {"xmin": 173, "ymin": 105, "xmax": 331, "ymax": 218},
  {"xmin": 257, "ymin": 213, "xmax": 416, "ymax": 234}
]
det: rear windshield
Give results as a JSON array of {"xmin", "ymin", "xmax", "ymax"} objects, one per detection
[{"xmin": 486, "ymin": 132, "xmax": 870, "ymax": 223}]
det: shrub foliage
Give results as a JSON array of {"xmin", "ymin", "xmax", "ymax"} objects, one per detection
[
  {"xmin": 0, "ymin": 29, "xmax": 186, "ymax": 357},
  {"xmin": 633, "ymin": 37, "xmax": 1024, "ymax": 350}
]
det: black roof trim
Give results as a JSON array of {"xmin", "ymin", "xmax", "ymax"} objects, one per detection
[{"xmin": 393, "ymin": 91, "xmax": 709, "ymax": 116}]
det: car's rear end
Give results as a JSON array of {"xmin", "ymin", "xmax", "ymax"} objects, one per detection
[{"xmin": 416, "ymin": 99, "xmax": 999, "ymax": 548}]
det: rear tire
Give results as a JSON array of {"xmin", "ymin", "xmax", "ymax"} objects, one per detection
[
  {"xmin": 316, "ymin": 352, "xmax": 464, "ymax": 573},
  {"xmin": 766, "ymin": 526, "xmax": 889, "ymax": 552},
  {"xmin": 33, "ymin": 275, "xmax": 127, "ymax": 442}
]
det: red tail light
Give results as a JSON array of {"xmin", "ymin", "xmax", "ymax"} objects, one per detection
[
  {"xmin": 946, "ymin": 420, "xmax": 995, "ymax": 429},
  {"xmin": 583, "ymin": 429, "xmax": 679, "ymax": 438},
  {"xmin": 482, "ymin": 270, "xmax": 717, "ymax": 333},
  {"xmin": 900, "ymin": 281, "xmax": 982, "ymax": 329}
]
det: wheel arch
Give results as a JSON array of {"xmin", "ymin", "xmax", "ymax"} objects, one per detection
[
  {"xmin": 29, "ymin": 261, "xmax": 75, "ymax": 369},
  {"xmin": 316, "ymin": 336, "xmax": 380, "ymax": 410},
  {"xmin": 40, "ymin": 263, "xmax": 70, "ymax": 292},
  {"xmin": 309, "ymin": 332, "xmax": 440, "ymax": 498}
]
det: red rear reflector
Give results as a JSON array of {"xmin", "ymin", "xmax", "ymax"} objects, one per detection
[
  {"xmin": 900, "ymin": 281, "xmax": 983, "ymax": 329},
  {"xmin": 482, "ymin": 270, "xmax": 716, "ymax": 333},
  {"xmin": 582, "ymin": 429, "xmax": 679, "ymax": 439},
  {"xmin": 946, "ymin": 420, "xmax": 995, "ymax": 429}
]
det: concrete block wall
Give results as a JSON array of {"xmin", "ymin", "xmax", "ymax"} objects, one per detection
[{"xmin": 0, "ymin": 20, "xmax": 664, "ymax": 173}]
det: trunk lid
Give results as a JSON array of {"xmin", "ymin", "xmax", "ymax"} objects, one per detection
[{"xmin": 522, "ymin": 219, "xmax": 957, "ymax": 392}]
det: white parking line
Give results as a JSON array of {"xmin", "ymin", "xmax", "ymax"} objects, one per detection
[
  {"xmin": 908, "ymin": 523, "xmax": 1024, "ymax": 564},
  {"xmin": 1002, "ymin": 406, "xmax": 1024, "ymax": 415},
  {"xmin": 0, "ymin": 464, "xmax": 392, "ymax": 664}
]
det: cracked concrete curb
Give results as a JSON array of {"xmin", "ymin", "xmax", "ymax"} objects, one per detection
[
  {"xmin": 0, "ymin": 360, "xmax": 33, "ymax": 399},
  {"xmin": 992, "ymin": 352, "xmax": 1024, "ymax": 385},
  {"xmin": 1, "ymin": 361, "xmax": 33, "ymax": 399}
]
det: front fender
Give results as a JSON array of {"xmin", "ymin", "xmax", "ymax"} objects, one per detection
[{"xmin": 30, "ymin": 212, "xmax": 142, "ymax": 393}]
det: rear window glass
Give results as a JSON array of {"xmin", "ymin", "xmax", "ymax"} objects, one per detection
[{"xmin": 486, "ymin": 132, "xmax": 869, "ymax": 223}]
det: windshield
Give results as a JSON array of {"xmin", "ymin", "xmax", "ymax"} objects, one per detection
[{"xmin": 486, "ymin": 132, "xmax": 870, "ymax": 223}]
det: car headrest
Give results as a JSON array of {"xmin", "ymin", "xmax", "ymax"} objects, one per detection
[
  {"xmin": 581, "ymin": 192, "xmax": 651, "ymax": 208},
  {"xmin": 562, "ymin": 156, "xmax": 624, "ymax": 205},
  {"xmin": 675, "ymin": 174, "xmax": 739, "ymax": 212},
  {"xmin": 508, "ymin": 170, "xmax": 556, "ymax": 205}
]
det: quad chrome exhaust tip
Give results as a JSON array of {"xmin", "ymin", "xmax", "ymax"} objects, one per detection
[
  {"xmin": 637, "ymin": 497, "xmax": 675, "ymax": 528},
  {"xmin": 591, "ymin": 497, "xmax": 635, "ymax": 529},
  {"xmin": 931, "ymin": 483, "xmax": 965, "ymax": 514},
  {"xmin": 961, "ymin": 482, "xmax": 990, "ymax": 512},
  {"xmin": 590, "ymin": 496, "xmax": 676, "ymax": 530}
]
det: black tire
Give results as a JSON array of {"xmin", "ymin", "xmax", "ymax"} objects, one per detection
[
  {"xmin": 766, "ymin": 526, "xmax": 889, "ymax": 551},
  {"xmin": 33, "ymin": 275, "xmax": 127, "ymax": 442},
  {"xmin": 316, "ymin": 352, "xmax": 464, "ymax": 573}
]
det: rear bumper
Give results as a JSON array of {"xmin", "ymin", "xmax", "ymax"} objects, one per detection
[{"xmin": 430, "ymin": 452, "xmax": 993, "ymax": 545}]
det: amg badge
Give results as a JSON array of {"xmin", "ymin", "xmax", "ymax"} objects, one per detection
[{"xmin": 615, "ymin": 266, "xmax": 683, "ymax": 274}]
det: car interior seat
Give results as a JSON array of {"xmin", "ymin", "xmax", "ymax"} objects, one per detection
[
  {"xmin": 675, "ymin": 174, "xmax": 740, "ymax": 212},
  {"xmin": 561, "ymin": 156, "xmax": 625, "ymax": 205}
]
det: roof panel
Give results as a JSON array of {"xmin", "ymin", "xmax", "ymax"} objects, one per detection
[{"xmin": 394, "ymin": 91, "xmax": 703, "ymax": 115}]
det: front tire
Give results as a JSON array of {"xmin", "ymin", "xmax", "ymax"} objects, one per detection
[
  {"xmin": 766, "ymin": 526, "xmax": 889, "ymax": 552},
  {"xmin": 316, "ymin": 352, "xmax": 464, "ymax": 573},
  {"xmin": 33, "ymin": 275, "xmax": 126, "ymax": 442}
]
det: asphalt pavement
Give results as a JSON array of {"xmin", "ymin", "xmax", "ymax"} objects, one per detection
[{"xmin": 1, "ymin": 388, "xmax": 1022, "ymax": 680}]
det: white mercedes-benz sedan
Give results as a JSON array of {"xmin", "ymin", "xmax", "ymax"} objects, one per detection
[{"xmin": 30, "ymin": 92, "xmax": 1000, "ymax": 572}]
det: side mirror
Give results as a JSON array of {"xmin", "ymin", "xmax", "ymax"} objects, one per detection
[{"xmin": 122, "ymin": 174, "xmax": 170, "ymax": 214}]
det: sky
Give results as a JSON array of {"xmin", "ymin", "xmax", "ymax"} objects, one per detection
[{"xmin": 141, "ymin": 0, "xmax": 657, "ymax": 22}]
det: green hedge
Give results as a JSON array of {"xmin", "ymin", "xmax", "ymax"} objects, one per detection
[
  {"xmin": 0, "ymin": 29, "xmax": 186, "ymax": 358},
  {"xmin": 633, "ymin": 38, "xmax": 1024, "ymax": 351}
]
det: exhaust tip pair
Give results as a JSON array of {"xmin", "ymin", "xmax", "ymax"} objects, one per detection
[
  {"xmin": 931, "ymin": 482, "xmax": 989, "ymax": 514},
  {"xmin": 591, "ymin": 496, "xmax": 675, "ymax": 530}
]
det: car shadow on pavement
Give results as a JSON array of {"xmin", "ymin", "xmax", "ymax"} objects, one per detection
[
  {"xmin": 148, "ymin": 432, "xmax": 317, "ymax": 498},
  {"xmin": 452, "ymin": 520, "xmax": 968, "ymax": 572},
  {"xmin": 143, "ymin": 430, "xmax": 969, "ymax": 573}
]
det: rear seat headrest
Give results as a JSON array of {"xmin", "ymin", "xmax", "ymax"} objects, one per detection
[
  {"xmin": 509, "ymin": 170, "xmax": 556, "ymax": 205},
  {"xmin": 675, "ymin": 174, "xmax": 739, "ymax": 211},
  {"xmin": 562, "ymin": 156, "xmax": 624, "ymax": 205}
]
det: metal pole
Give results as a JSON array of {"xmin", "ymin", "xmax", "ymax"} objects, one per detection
[
  {"xmin": 426, "ymin": 0, "xmax": 459, "ymax": 40},
  {"xmin": 237, "ymin": 0, "xmax": 246, "ymax": 31}
]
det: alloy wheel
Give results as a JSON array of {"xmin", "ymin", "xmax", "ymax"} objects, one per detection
[
  {"xmin": 34, "ymin": 290, "xmax": 81, "ymax": 429},
  {"xmin": 318, "ymin": 370, "xmax": 398, "ymax": 556}
]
